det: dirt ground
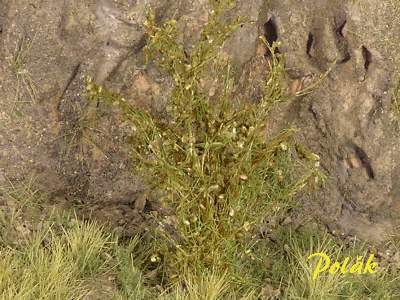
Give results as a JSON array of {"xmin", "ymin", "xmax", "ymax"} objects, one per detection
[{"xmin": 0, "ymin": 0, "xmax": 400, "ymax": 245}]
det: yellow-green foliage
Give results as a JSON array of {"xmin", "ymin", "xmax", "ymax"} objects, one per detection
[
  {"xmin": 7, "ymin": 33, "xmax": 37, "ymax": 104},
  {"xmin": 86, "ymin": 0, "xmax": 325, "ymax": 296},
  {"xmin": 159, "ymin": 271, "xmax": 255, "ymax": 300},
  {"xmin": 393, "ymin": 78, "xmax": 400, "ymax": 118},
  {"xmin": 269, "ymin": 227, "xmax": 400, "ymax": 299},
  {"xmin": 0, "ymin": 220, "xmax": 112, "ymax": 299}
]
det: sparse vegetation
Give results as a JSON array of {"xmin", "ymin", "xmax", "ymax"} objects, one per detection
[
  {"xmin": 0, "ymin": 217, "xmax": 109, "ymax": 299},
  {"xmin": 6, "ymin": 32, "xmax": 38, "ymax": 107},
  {"xmin": 268, "ymin": 227, "xmax": 400, "ymax": 299},
  {"xmin": 87, "ymin": 0, "xmax": 325, "ymax": 297},
  {"xmin": 393, "ymin": 78, "xmax": 400, "ymax": 119},
  {"xmin": 1, "ymin": 0, "xmax": 400, "ymax": 299},
  {"xmin": 1, "ymin": 206, "xmax": 399, "ymax": 299}
]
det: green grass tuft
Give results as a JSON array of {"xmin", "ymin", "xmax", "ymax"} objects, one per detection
[{"xmin": 0, "ymin": 220, "xmax": 111, "ymax": 299}]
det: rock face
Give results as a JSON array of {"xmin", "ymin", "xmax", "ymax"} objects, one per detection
[
  {"xmin": 265, "ymin": 0, "xmax": 400, "ymax": 242},
  {"xmin": 0, "ymin": 0, "xmax": 399, "ymax": 242}
]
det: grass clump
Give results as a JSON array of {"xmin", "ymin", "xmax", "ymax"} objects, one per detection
[
  {"xmin": 0, "ymin": 178, "xmax": 153, "ymax": 299},
  {"xmin": 160, "ymin": 271, "xmax": 255, "ymax": 300},
  {"xmin": 0, "ymin": 219, "xmax": 112, "ymax": 299},
  {"xmin": 0, "ymin": 213, "xmax": 157, "ymax": 300},
  {"xmin": 393, "ymin": 78, "xmax": 400, "ymax": 119},
  {"xmin": 113, "ymin": 237, "xmax": 153, "ymax": 299},
  {"xmin": 86, "ymin": 0, "xmax": 324, "ymax": 296},
  {"xmin": 269, "ymin": 227, "xmax": 400, "ymax": 299},
  {"xmin": 6, "ymin": 32, "xmax": 38, "ymax": 106}
]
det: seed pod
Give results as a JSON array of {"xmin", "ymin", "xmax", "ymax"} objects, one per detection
[{"xmin": 239, "ymin": 174, "xmax": 248, "ymax": 181}]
